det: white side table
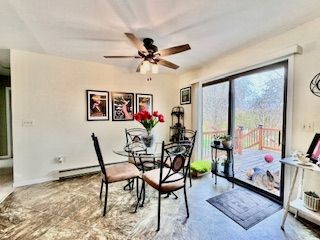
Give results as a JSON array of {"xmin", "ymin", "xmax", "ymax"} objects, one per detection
[{"xmin": 280, "ymin": 157, "xmax": 320, "ymax": 229}]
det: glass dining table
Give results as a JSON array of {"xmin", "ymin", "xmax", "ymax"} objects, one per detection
[
  {"xmin": 112, "ymin": 142, "xmax": 163, "ymax": 158},
  {"xmin": 113, "ymin": 141, "xmax": 188, "ymax": 205},
  {"xmin": 112, "ymin": 142, "xmax": 163, "ymax": 195}
]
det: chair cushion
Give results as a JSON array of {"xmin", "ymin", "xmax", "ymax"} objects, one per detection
[
  {"xmin": 142, "ymin": 168, "xmax": 184, "ymax": 193},
  {"xmin": 105, "ymin": 162, "xmax": 140, "ymax": 183}
]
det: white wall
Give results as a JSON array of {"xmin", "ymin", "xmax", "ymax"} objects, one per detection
[
  {"xmin": 179, "ymin": 18, "xmax": 320, "ymax": 200},
  {"xmin": 10, "ymin": 50, "xmax": 179, "ymax": 186}
]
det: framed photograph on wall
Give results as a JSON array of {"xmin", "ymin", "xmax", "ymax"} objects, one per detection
[
  {"xmin": 180, "ymin": 87, "xmax": 191, "ymax": 105},
  {"xmin": 307, "ymin": 133, "xmax": 320, "ymax": 163},
  {"xmin": 111, "ymin": 92, "xmax": 134, "ymax": 121},
  {"xmin": 86, "ymin": 90, "xmax": 109, "ymax": 121},
  {"xmin": 136, "ymin": 93, "xmax": 153, "ymax": 113}
]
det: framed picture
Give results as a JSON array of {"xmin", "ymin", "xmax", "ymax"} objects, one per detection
[
  {"xmin": 180, "ymin": 87, "xmax": 191, "ymax": 105},
  {"xmin": 111, "ymin": 92, "xmax": 134, "ymax": 121},
  {"xmin": 136, "ymin": 93, "xmax": 153, "ymax": 113},
  {"xmin": 86, "ymin": 90, "xmax": 109, "ymax": 121},
  {"xmin": 307, "ymin": 133, "xmax": 320, "ymax": 163}
]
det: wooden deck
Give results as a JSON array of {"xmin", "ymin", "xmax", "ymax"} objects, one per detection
[
  {"xmin": 235, "ymin": 149, "xmax": 281, "ymax": 196},
  {"xmin": 205, "ymin": 149, "xmax": 281, "ymax": 196}
]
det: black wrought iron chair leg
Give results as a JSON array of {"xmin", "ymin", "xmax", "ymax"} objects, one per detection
[
  {"xmin": 189, "ymin": 167, "xmax": 192, "ymax": 187},
  {"xmin": 134, "ymin": 178, "xmax": 141, "ymax": 213},
  {"xmin": 130, "ymin": 179, "xmax": 134, "ymax": 190},
  {"xmin": 183, "ymin": 186, "xmax": 189, "ymax": 218},
  {"xmin": 123, "ymin": 180, "xmax": 131, "ymax": 190},
  {"xmin": 157, "ymin": 191, "xmax": 161, "ymax": 231},
  {"xmin": 103, "ymin": 183, "xmax": 108, "ymax": 216},
  {"xmin": 164, "ymin": 193, "xmax": 170, "ymax": 198},
  {"xmin": 172, "ymin": 192, "xmax": 178, "ymax": 199},
  {"xmin": 136, "ymin": 178, "xmax": 139, "ymax": 199},
  {"xmin": 140, "ymin": 181, "xmax": 146, "ymax": 207},
  {"xmin": 99, "ymin": 179, "xmax": 103, "ymax": 199}
]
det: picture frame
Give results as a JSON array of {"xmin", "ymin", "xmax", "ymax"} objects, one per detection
[
  {"xmin": 136, "ymin": 93, "xmax": 153, "ymax": 113},
  {"xmin": 111, "ymin": 92, "xmax": 134, "ymax": 121},
  {"xmin": 307, "ymin": 133, "xmax": 320, "ymax": 163},
  {"xmin": 180, "ymin": 87, "xmax": 191, "ymax": 105},
  {"xmin": 86, "ymin": 90, "xmax": 109, "ymax": 121}
]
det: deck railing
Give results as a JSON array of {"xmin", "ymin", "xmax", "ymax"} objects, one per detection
[{"xmin": 202, "ymin": 125, "xmax": 281, "ymax": 159}]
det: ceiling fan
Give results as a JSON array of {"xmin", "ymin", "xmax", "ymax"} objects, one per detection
[{"xmin": 104, "ymin": 33, "xmax": 191, "ymax": 74}]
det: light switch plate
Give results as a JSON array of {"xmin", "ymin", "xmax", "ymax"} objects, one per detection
[{"xmin": 22, "ymin": 120, "xmax": 35, "ymax": 127}]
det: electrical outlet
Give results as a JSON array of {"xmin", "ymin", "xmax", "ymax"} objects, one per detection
[{"xmin": 302, "ymin": 121, "xmax": 314, "ymax": 132}]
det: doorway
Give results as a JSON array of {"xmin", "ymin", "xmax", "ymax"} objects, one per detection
[
  {"xmin": 0, "ymin": 49, "xmax": 13, "ymax": 202},
  {"xmin": 202, "ymin": 61, "xmax": 288, "ymax": 201}
]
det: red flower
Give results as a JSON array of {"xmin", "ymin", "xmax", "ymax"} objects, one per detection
[
  {"xmin": 134, "ymin": 109, "xmax": 164, "ymax": 131},
  {"xmin": 158, "ymin": 114, "xmax": 165, "ymax": 122},
  {"xmin": 134, "ymin": 113, "xmax": 141, "ymax": 122}
]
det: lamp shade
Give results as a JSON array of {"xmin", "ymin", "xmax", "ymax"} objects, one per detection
[
  {"xmin": 140, "ymin": 64, "xmax": 146, "ymax": 74},
  {"xmin": 152, "ymin": 64, "xmax": 159, "ymax": 74},
  {"xmin": 143, "ymin": 60, "xmax": 150, "ymax": 71}
]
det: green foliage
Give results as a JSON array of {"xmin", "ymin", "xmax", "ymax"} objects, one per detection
[
  {"xmin": 305, "ymin": 191, "xmax": 319, "ymax": 198},
  {"xmin": 219, "ymin": 134, "xmax": 231, "ymax": 141},
  {"xmin": 191, "ymin": 160, "xmax": 211, "ymax": 173}
]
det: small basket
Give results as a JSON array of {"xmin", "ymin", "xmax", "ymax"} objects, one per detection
[{"xmin": 303, "ymin": 193, "xmax": 320, "ymax": 211}]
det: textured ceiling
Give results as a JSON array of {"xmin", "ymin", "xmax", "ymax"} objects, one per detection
[{"xmin": 1, "ymin": 0, "xmax": 320, "ymax": 74}]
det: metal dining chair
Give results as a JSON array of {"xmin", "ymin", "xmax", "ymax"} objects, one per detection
[
  {"xmin": 125, "ymin": 128, "xmax": 147, "ymax": 144},
  {"xmin": 180, "ymin": 129, "xmax": 197, "ymax": 187},
  {"xmin": 124, "ymin": 128, "xmax": 147, "ymax": 190},
  {"xmin": 165, "ymin": 130, "xmax": 197, "ymax": 187},
  {"xmin": 141, "ymin": 141, "xmax": 192, "ymax": 231},
  {"xmin": 91, "ymin": 133, "xmax": 141, "ymax": 216}
]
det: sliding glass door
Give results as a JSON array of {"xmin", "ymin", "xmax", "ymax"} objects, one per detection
[
  {"xmin": 232, "ymin": 64, "xmax": 286, "ymax": 197},
  {"xmin": 202, "ymin": 61, "xmax": 287, "ymax": 200}
]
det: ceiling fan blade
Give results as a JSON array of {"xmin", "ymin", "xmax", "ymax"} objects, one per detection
[
  {"xmin": 156, "ymin": 44, "xmax": 191, "ymax": 57},
  {"xmin": 104, "ymin": 56, "xmax": 141, "ymax": 59},
  {"xmin": 157, "ymin": 59, "xmax": 179, "ymax": 70},
  {"xmin": 124, "ymin": 33, "xmax": 148, "ymax": 54}
]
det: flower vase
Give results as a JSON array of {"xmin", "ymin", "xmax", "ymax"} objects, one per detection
[{"xmin": 142, "ymin": 132, "xmax": 154, "ymax": 148}]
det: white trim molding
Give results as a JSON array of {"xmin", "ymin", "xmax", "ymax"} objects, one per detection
[
  {"xmin": 13, "ymin": 176, "xmax": 58, "ymax": 188},
  {"xmin": 191, "ymin": 45, "xmax": 302, "ymax": 85}
]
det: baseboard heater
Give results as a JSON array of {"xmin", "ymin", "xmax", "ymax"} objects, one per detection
[{"xmin": 59, "ymin": 161, "xmax": 125, "ymax": 180}]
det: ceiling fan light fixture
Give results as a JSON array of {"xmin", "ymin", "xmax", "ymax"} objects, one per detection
[
  {"xmin": 142, "ymin": 60, "xmax": 150, "ymax": 71},
  {"xmin": 152, "ymin": 64, "xmax": 159, "ymax": 74}
]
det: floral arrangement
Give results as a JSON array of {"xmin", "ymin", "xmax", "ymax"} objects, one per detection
[{"xmin": 134, "ymin": 110, "xmax": 164, "ymax": 134}]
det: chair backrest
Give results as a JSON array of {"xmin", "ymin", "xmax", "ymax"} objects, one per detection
[
  {"xmin": 91, "ymin": 133, "xmax": 107, "ymax": 178},
  {"xmin": 125, "ymin": 128, "xmax": 147, "ymax": 144},
  {"xmin": 133, "ymin": 153, "xmax": 156, "ymax": 172},
  {"xmin": 159, "ymin": 141, "xmax": 192, "ymax": 187},
  {"xmin": 179, "ymin": 130, "xmax": 197, "ymax": 163},
  {"xmin": 180, "ymin": 129, "xmax": 197, "ymax": 143}
]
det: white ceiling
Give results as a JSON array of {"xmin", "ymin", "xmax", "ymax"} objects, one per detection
[{"xmin": 1, "ymin": 0, "xmax": 320, "ymax": 74}]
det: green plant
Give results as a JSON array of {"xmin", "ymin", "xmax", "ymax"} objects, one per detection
[
  {"xmin": 191, "ymin": 160, "xmax": 211, "ymax": 173},
  {"xmin": 305, "ymin": 191, "xmax": 319, "ymax": 198},
  {"xmin": 219, "ymin": 134, "xmax": 232, "ymax": 141}
]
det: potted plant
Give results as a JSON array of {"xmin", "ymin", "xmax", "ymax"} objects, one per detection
[
  {"xmin": 134, "ymin": 110, "xmax": 165, "ymax": 147},
  {"xmin": 220, "ymin": 156, "xmax": 232, "ymax": 176},
  {"xmin": 304, "ymin": 191, "xmax": 319, "ymax": 211},
  {"xmin": 220, "ymin": 134, "xmax": 232, "ymax": 148},
  {"xmin": 213, "ymin": 135, "xmax": 221, "ymax": 146}
]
